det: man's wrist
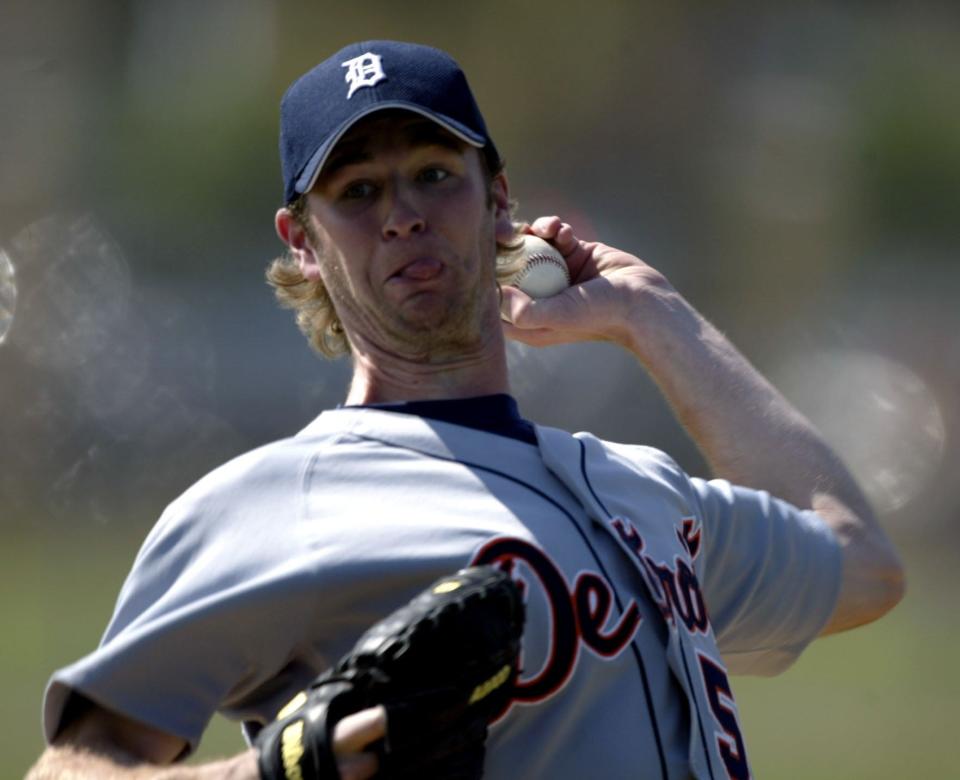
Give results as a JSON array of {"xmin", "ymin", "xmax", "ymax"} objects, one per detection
[
  {"xmin": 620, "ymin": 284, "xmax": 704, "ymax": 367},
  {"xmin": 222, "ymin": 749, "xmax": 260, "ymax": 780}
]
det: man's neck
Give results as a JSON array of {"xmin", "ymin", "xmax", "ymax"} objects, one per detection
[{"xmin": 344, "ymin": 338, "xmax": 510, "ymax": 405}]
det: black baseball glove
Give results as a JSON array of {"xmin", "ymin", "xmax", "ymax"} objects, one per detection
[{"xmin": 255, "ymin": 565, "xmax": 525, "ymax": 780}]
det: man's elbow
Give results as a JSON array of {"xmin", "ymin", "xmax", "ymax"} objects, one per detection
[
  {"xmin": 863, "ymin": 541, "xmax": 906, "ymax": 622},
  {"xmin": 821, "ymin": 535, "xmax": 906, "ymax": 636}
]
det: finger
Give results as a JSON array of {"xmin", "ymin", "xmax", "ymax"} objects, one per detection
[
  {"xmin": 337, "ymin": 751, "xmax": 380, "ymax": 780},
  {"xmin": 528, "ymin": 216, "xmax": 562, "ymax": 239},
  {"xmin": 552, "ymin": 223, "xmax": 577, "ymax": 254},
  {"xmin": 499, "ymin": 287, "xmax": 575, "ymax": 343},
  {"xmin": 501, "ymin": 320, "xmax": 568, "ymax": 347},
  {"xmin": 564, "ymin": 238, "xmax": 597, "ymax": 283},
  {"xmin": 333, "ymin": 705, "xmax": 387, "ymax": 754},
  {"xmin": 528, "ymin": 217, "xmax": 578, "ymax": 251},
  {"xmin": 499, "ymin": 286, "xmax": 535, "ymax": 327}
]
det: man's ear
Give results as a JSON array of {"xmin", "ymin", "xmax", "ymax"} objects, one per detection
[
  {"xmin": 275, "ymin": 207, "xmax": 322, "ymax": 281},
  {"xmin": 490, "ymin": 173, "xmax": 514, "ymax": 245}
]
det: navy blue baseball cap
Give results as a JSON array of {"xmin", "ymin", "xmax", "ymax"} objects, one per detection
[{"xmin": 279, "ymin": 40, "xmax": 500, "ymax": 203}]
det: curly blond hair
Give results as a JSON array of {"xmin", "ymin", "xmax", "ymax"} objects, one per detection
[{"xmin": 266, "ymin": 180, "xmax": 524, "ymax": 358}]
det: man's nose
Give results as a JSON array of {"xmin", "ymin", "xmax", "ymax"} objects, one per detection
[{"xmin": 381, "ymin": 182, "xmax": 425, "ymax": 239}]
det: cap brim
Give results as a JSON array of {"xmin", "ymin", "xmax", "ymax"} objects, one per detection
[{"xmin": 293, "ymin": 102, "xmax": 487, "ymax": 198}]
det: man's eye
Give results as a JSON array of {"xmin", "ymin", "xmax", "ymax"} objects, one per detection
[
  {"xmin": 342, "ymin": 181, "xmax": 375, "ymax": 200},
  {"xmin": 419, "ymin": 167, "xmax": 450, "ymax": 184}
]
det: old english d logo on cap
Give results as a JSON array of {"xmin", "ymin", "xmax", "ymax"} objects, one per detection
[{"xmin": 342, "ymin": 53, "xmax": 386, "ymax": 99}]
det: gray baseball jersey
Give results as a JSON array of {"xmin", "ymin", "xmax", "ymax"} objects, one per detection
[{"xmin": 43, "ymin": 397, "xmax": 841, "ymax": 779}]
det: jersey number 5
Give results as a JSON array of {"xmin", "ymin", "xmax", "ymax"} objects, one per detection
[{"xmin": 697, "ymin": 652, "xmax": 750, "ymax": 780}]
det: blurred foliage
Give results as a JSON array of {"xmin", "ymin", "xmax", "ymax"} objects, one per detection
[{"xmin": 856, "ymin": 64, "xmax": 960, "ymax": 247}]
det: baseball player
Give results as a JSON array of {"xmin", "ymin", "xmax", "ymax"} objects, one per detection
[{"xmin": 29, "ymin": 40, "xmax": 904, "ymax": 780}]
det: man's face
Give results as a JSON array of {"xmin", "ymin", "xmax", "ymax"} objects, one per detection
[{"xmin": 289, "ymin": 112, "xmax": 511, "ymax": 361}]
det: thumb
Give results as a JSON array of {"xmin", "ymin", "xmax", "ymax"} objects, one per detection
[{"xmin": 500, "ymin": 286, "xmax": 558, "ymax": 329}]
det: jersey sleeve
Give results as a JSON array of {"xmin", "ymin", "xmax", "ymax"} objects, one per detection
[
  {"xmin": 41, "ymin": 447, "xmax": 323, "ymax": 752},
  {"xmin": 688, "ymin": 477, "xmax": 843, "ymax": 676}
]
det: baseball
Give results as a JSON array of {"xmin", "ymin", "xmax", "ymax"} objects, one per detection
[{"xmin": 510, "ymin": 235, "xmax": 570, "ymax": 299}]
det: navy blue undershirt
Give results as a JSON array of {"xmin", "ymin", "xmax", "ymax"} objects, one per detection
[{"xmin": 346, "ymin": 394, "xmax": 538, "ymax": 445}]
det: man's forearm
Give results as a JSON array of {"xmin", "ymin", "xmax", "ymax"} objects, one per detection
[
  {"xmin": 27, "ymin": 745, "xmax": 257, "ymax": 780},
  {"xmin": 625, "ymin": 290, "xmax": 862, "ymax": 507},
  {"xmin": 29, "ymin": 701, "xmax": 383, "ymax": 780},
  {"xmin": 624, "ymin": 286, "xmax": 905, "ymax": 632}
]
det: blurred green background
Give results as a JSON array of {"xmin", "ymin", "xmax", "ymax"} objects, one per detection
[{"xmin": 2, "ymin": 1, "xmax": 957, "ymax": 777}]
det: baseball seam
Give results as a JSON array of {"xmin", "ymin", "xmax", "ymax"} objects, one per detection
[{"xmin": 517, "ymin": 255, "xmax": 570, "ymax": 285}]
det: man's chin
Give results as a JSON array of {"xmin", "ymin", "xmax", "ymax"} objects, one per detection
[
  {"xmin": 396, "ymin": 297, "xmax": 471, "ymax": 333},
  {"xmin": 391, "ymin": 315, "xmax": 488, "ymax": 361},
  {"xmin": 386, "ymin": 284, "xmax": 498, "ymax": 358},
  {"xmin": 399, "ymin": 327, "xmax": 484, "ymax": 360},
  {"xmin": 396, "ymin": 297, "xmax": 455, "ymax": 328}
]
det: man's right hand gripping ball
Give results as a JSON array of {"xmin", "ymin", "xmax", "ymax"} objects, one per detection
[{"xmin": 255, "ymin": 566, "xmax": 525, "ymax": 779}]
